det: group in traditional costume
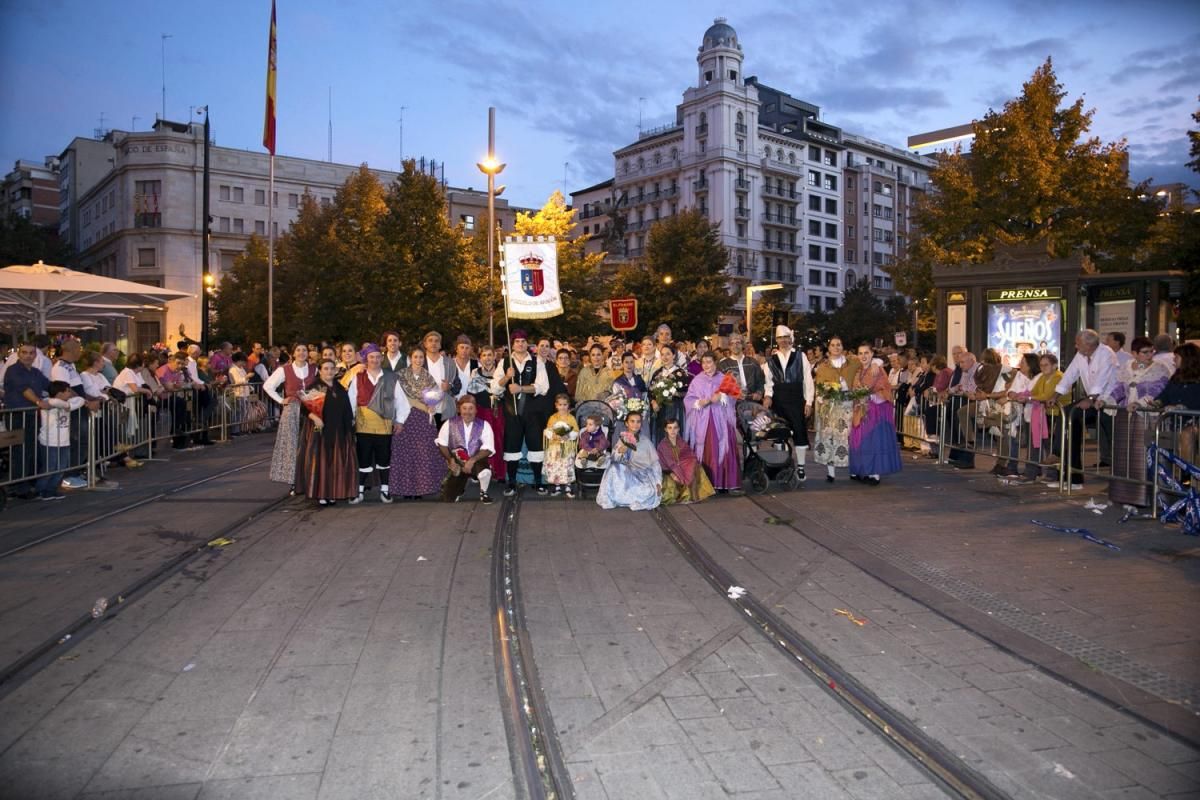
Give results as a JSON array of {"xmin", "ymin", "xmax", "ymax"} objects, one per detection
[
  {"xmin": 346, "ymin": 345, "xmax": 411, "ymax": 503},
  {"xmin": 684, "ymin": 354, "xmax": 741, "ymax": 491},
  {"xmin": 492, "ymin": 330, "xmax": 550, "ymax": 495},
  {"xmin": 543, "ymin": 394, "xmax": 579, "ymax": 496},
  {"xmin": 764, "ymin": 325, "xmax": 815, "ymax": 481},
  {"xmin": 436, "ymin": 395, "xmax": 496, "ymax": 503},
  {"xmin": 848, "ymin": 344, "xmax": 902, "ymax": 484},
  {"xmin": 294, "ymin": 359, "xmax": 358, "ymax": 504},
  {"xmin": 657, "ymin": 418, "xmax": 715, "ymax": 504},
  {"xmin": 596, "ymin": 411, "xmax": 661, "ymax": 511},
  {"xmin": 391, "ymin": 349, "xmax": 446, "ymax": 498},
  {"xmin": 265, "ymin": 344, "xmax": 316, "ymax": 487},
  {"xmin": 812, "ymin": 337, "xmax": 860, "ymax": 482}
]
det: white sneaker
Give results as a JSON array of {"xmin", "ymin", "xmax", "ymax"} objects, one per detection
[
  {"xmin": 61, "ymin": 476, "xmax": 87, "ymax": 489},
  {"xmin": 348, "ymin": 494, "xmax": 364, "ymax": 505}
]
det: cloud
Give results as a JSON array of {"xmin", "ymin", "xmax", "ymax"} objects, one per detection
[
  {"xmin": 1114, "ymin": 95, "xmax": 1186, "ymax": 118},
  {"xmin": 817, "ymin": 86, "xmax": 950, "ymax": 114},
  {"xmin": 983, "ymin": 38, "xmax": 1070, "ymax": 66}
]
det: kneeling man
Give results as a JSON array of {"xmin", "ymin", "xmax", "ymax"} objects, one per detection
[{"xmin": 437, "ymin": 395, "xmax": 495, "ymax": 504}]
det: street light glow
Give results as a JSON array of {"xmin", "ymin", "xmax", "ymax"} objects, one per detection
[
  {"xmin": 476, "ymin": 157, "xmax": 506, "ymax": 175},
  {"xmin": 663, "ymin": 275, "xmax": 673, "ymax": 285}
]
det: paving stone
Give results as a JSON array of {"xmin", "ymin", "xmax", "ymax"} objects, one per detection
[
  {"xmin": 1107, "ymin": 723, "xmax": 1200, "ymax": 765},
  {"xmin": 209, "ymin": 713, "xmax": 339, "ymax": 780},
  {"xmin": 197, "ymin": 773, "xmax": 322, "ymax": 800},
  {"xmin": 1101, "ymin": 745, "xmax": 1200, "ymax": 795},
  {"xmin": 739, "ymin": 726, "xmax": 815, "ymax": 766},
  {"xmin": 664, "ymin": 694, "xmax": 723, "ymax": 720},
  {"xmin": 274, "ymin": 623, "xmax": 369, "ymax": 667},
  {"xmin": 832, "ymin": 764, "xmax": 913, "ymax": 800},
  {"xmin": 79, "ymin": 784, "xmax": 202, "ymax": 800},
  {"xmin": 316, "ymin": 732, "xmax": 436, "ymax": 800},
  {"xmin": 678, "ymin": 714, "xmax": 742, "ymax": 754},
  {"xmin": 1037, "ymin": 714, "xmax": 1128, "ymax": 754},
  {"xmin": 704, "ymin": 747, "xmax": 782, "ymax": 792},
  {"xmin": 693, "ymin": 668, "xmax": 751, "ymax": 699},
  {"xmin": 767, "ymin": 760, "xmax": 856, "ymax": 800},
  {"xmin": 141, "ymin": 666, "xmax": 266, "ymax": 723},
  {"xmin": 84, "ymin": 717, "xmax": 237, "ymax": 793}
]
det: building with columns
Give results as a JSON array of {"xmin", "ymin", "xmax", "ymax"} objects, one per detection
[{"xmin": 586, "ymin": 18, "xmax": 933, "ymax": 315}]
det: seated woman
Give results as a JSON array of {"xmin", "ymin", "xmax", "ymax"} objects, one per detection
[
  {"xmin": 596, "ymin": 410, "xmax": 661, "ymax": 511},
  {"xmin": 657, "ymin": 418, "xmax": 714, "ymax": 504}
]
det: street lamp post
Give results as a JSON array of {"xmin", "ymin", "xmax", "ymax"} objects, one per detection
[
  {"xmin": 746, "ymin": 282, "xmax": 783, "ymax": 347},
  {"xmin": 200, "ymin": 106, "xmax": 211, "ymax": 353},
  {"xmin": 476, "ymin": 108, "xmax": 506, "ymax": 349}
]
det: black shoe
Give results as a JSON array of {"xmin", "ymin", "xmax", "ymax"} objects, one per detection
[
  {"xmin": 865, "ymin": 476, "xmax": 880, "ymax": 486},
  {"xmin": 536, "ymin": 485, "xmax": 548, "ymax": 495},
  {"xmin": 503, "ymin": 484, "xmax": 517, "ymax": 497},
  {"xmin": 826, "ymin": 475, "xmax": 835, "ymax": 483},
  {"xmin": 795, "ymin": 466, "xmax": 806, "ymax": 482},
  {"xmin": 480, "ymin": 492, "xmax": 493, "ymax": 505}
]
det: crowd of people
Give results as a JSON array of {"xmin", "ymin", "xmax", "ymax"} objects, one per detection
[
  {"xmin": 2, "ymin": 324, "xmax": 1196, "ymax": 512},
  {"xmin": 253, "ymin": 323, "xmax": 907, "ymax": 510}
]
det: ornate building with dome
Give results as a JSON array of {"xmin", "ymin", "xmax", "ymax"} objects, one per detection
[{"xmin": 572, "ymin": 18, "xmax": 934, "ymax": 316}]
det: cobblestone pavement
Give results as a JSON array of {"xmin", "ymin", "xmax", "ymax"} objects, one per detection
[{"xmin": 0, "ymin": 438, "xmax": 1197, "ymax": 799}]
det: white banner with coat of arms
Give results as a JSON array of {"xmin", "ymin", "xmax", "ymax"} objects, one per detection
[{"xmin": 502, "ymin": 237, "xmax": 563, "ymax": 320}]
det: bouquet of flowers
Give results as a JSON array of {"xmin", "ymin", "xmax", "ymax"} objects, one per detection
[
  {"xmin": 421, "ymin": 386, "xmax": 445, "ymax": 408},
  {"xmin": 618, "ymin": 430, "xmax": 638, "ymax": 452},
  {"xmin": 618, "ymin": 396, "xmax": 647, "ymax": 420},
  {"xmin": 717, "ymin": 372, "xmax": 742, "ymax": 401},
  {"xmin": 816, "ymin": 382, "xmax": 870, "ymax": 403},
  {"xmin": 299, "ymin": 387, "xmax": 326, "ymax": 415},
  {"xmin": 551, "ymin": 420, "xmax": 574, "ymax": 438},
  {"xmin": 650, "ymin": 369, "xmax": 686, "ymax": 407}
]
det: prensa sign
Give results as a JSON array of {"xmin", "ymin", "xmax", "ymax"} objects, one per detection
[{"xmin": 986, "ymin": 288, "xmax": 1062, "ymax": 301}]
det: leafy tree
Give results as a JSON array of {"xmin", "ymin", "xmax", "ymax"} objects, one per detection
[
  {"xmin": 825, "ymin": 279, "xmax": 911, "ymax": 350},
  {"xmin": 612, "ymin": 209, "xmax": 732, "ymax": 340},
  {"xmin": 0, "ymin": 213, "xmax": 72, "ymax": 267},
  {"xmin": 1187, "ymin": 96, "xmax": 1200, "ymax": 174},
  {"xmin": 212, "ymin": 234, "xmax": 269, "ymax": 344},
  {"xmin": 510, "ymin": 190, "xmax": 606, "ymax": 342},
  {"xmin": 892, "ymin": 58, "xmax": 1157, "ymax": 304},
  {"xmin": 273, "ymin": 191, "xmax": 336, "ymax": 345},
  {"xmin": 748, "ymin": 288, "xmax": 789, "ymax": 353}
]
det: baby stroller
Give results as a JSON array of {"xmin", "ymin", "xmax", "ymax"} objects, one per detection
[
  {"xmin": 737, "ymin": 401, "xmax": 802, "ymax": 494},
  {"xmin": 573, "ymin": 399, "xmax": 614, "ymax": 500}
]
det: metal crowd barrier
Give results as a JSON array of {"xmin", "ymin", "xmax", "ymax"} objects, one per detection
[
  {"xmin": 1150, "ymin": 409, "xmax": 1200, "ymax": 528},
  {"xmin": 0, "ymin": 379, "xmax": 277, "ymax": 505}
]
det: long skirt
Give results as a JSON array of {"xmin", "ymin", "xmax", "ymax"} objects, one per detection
[
  {"xmin": 1110, "ymin": 409, "xmax": 1156, "ymax": 507},
  {"xmin": 849, "ymin": 400, "xmax": 903, "ymax": 477},
  {"xmin": 661, "ymin": 468, "xmax": 715, "ymax": 505},
  {"xmin": 295, "ymin": 421, "xmax": 358, "ymax": 500},
  {"xmin": 389, "ymin": 412, "xmax": 446, "ymax": 497},
  {"xmin": 544, "ymin": 439, "xmax": 576, "ymax": 485},
  {"xmin": 813, "ymin": 398, "xmax": 852, "ymax": 468},
  {"xmin": 700, "ymin": 417, "xmax": 741, "ymax": 490},
  {"xmin": 478, "ymin": 405, "xmax": 506, "ymax": 482},
  {"xmin": 269, "ymin": 402, "xmax": 302, "ymax": 484}
]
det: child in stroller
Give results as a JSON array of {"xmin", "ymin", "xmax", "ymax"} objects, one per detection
[
  {"xmin": 573, "ymin": 399, "xmax": 614, "ymax": 499},
  {"xmin": 736, "ymin": 401, "xmax": 802, "ymax": 493}
]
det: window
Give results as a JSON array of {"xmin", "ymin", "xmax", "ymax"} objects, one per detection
[
  {"xmin": 233, "ymin": 218, "xmax": 244, "ymax": 233},
  {"xmin": 825, "ymin": 247, "xmax": 837, "ymax": 263},
  {"xmin": 810, "ymin": 296, "xmax": 821, "ymax": 312},
  {"xmin": 848, "ymin": 225, "xmax": 855, "ymax": 238},
  {"xmin": 884, "ymin": 207, "xmax": 894, "ymax": 220},
  {"xmin": 273, "ymin": 191, "xmax": 278, "ymax": 207},
  {"xmin": 255, "ymin": 220, "xmax": 266, "ymax": 235},
  {"xmin": 737, "ymin": 139, "xmax": 744, "ymax": 152},
  {"xmin": 825, "ymin": 296, "xmax": 837, "ymax": 311},
  {"xmin": 288, "ymin": 193, "xmax": 299, "ymax": 208},
  {"xmin": 808, "ymin": 246, "xmax": 821, "ymax": 261},
  {"xmin": 807, "ymin": 170, "xmax": 818, "ymax": 186},
  {"xmin": 823, "ymin": 175, "xmax": 837, "ymax": 191},
  {"xmin": 321, "ymin": 197, "xmax": 332, "ymax": 208},
  {"xmin": 873, "ymin": 251, "xmax": 883, "ymax": 265},
  {"xmin": 846, "ymin": 249, "xmax": 855, "ymax": 263},
  {"xmin": 847, "ymin": 176, "xmax": 855, "ymax": 190},
  {"xmin": 462, "ymin": 214, "xmax": 475, "ymax": 230},
  {"xmin": 232, "ymin": 187, "xmax": 244, "ymax": 203},
  {"xmin": 736, "ymin": 222, "xmax": 746, "ymax": 238},
  {"xmin": 255, "ymin": 189, "xmax": 266, "ymax": 205},
  {"xmin": 884, "ymin": 230, "xmax": 894, "ymax": 243},
  {"xmin": 219, "ymin": 185, "xmax": 230, "ymax": 201},
  {"xmin": 824, "ymin": 151, "xmax": 836, "ymax": 167},
  {"xmin": 220, "ymin": 251, "xmax": 236, "ymax": 271},
  {"xmin": 873, "ymin": 181, "xmax": 882, "ymax": 193},
  {"xmin": 873, "ymin": 204, "xmax": 882, "ymax": 217},
  {"xmin": 825, "ymin": 223, "xmax": 837, "ymax": 238},
  {"xmin": 808, "ymin": 220, "xmax": 821, "ymax": 236},
  {"xmin": 808, "ymin": 145, "xmax": 821, "ymax": 161},
  {"xmin": 788, "ymin": 152, "xmax": 796, "ymax": 164},
  {"xmin": 824, "ymin": 271, "xmax": 837, "ymax": 287},
  {"xmin": 808, "ymin": 196, "xmax": 821, "ymax": 211},
  {"xmin": 825, "ymin": 198, "xmax": 837, "ymax": 214},
  {"xmin": 217, "ymin": 217, "xmax": 230, "ymax": 232},
  {"xmin": 137, "ymin": 248, "xmax": 156, "ymax": 267},
  {"xmin": 134, "ymin": 180, "xmax": 162, "ymax": 228},
  {"xmin": 874, "ymin": 229, "xmax": 883, "ymax": 242},
  {"xmin": 808, "ymin": 268, "xmax": 822, "ymax": 285}
]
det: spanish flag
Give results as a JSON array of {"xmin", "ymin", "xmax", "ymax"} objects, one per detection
[{"xmin": 262, "ymin": 0, "xmax": 277, "ymax": 155}]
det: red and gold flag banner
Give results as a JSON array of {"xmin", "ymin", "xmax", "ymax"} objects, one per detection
[
  {"xmin": 262, "ymin": 0, "xmax": 277, "ymax": 155},
  {"xmin": 609, "ymin": 298, "xmax": 638, "ymax": 332}
]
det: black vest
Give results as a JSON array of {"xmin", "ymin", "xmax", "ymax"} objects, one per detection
[
  {"xmin": 767, "ymin": 350, "xmax": 805, "ymax": 385},
  {"xmin": 502, "ymin": 355, "xmax": 537, "ymax": 416}
]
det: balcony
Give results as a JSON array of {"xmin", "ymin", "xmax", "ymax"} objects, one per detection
[
  {"xmin": 763, "ymin": 184, "xmax": 798, "ymax": 199},
  {"xmin": 627, "ymin": 247, "xmax": 644, "ymax": 258},
  {"xmin": 763, "ymin": 240, "xmax": 797, "ymax": 254},
  {"xmin": 693, "ymin": 179, "xmax": 709, "ymax": 192},
  {"xmin": 762, "ymin": 212, "xmax": 799, "ymax": 227},
  {"xmin": 735, "ymin": 178, "xmax": 751, "ymax": 190},
  {"xmin": 735, "ymin": 123, "xmax": 747, "ymax": 135},
  {"xmin": 697, "ymin": 124, "xmax": 708, "ymax": 136},
  {"xmin": 734, "ymin": 206, "xmax": 750, "ymax": 220},
  {"xmin": 662, "ymin": 185, "xmax": 679, "ymax": 198}
]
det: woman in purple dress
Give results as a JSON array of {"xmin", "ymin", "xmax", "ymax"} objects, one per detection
[
  {"xmin": 390, "ymin": 348, "xmax": 447, "ymax": 498},
  {"xmin": 684, "ymin": 353, "xmax": 741, "ymax": 491},
  {"xmin": 848, "ymin": 343, "xmax": 902, "ymax": 485}
]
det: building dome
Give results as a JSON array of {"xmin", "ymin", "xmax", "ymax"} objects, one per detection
[{"xmin": 701, "ymin": 17, "xmax": 738, "ymax": 50}]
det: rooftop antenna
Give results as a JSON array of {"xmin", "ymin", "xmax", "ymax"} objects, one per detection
[
  {"xmin": 160, "ymin": 33, "xmax": 172, "ymax": 121},
  {"xmin": 638, "ymin": 97, "xmax": 646, "ymax": 134},
  {"xmin": 328, "ymin": 86, "xmax": 333, "ymax": 162},
  {"xmin": 132, "ymin": 115, "xmax": 140, "ymax": 131},
  {"xmin": 563, "ymin": 161, "xmax": 569, "ymax": 196}
]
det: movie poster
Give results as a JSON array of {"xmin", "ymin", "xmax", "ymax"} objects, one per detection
[{"xmin": 987, "ymin": 300, "xmax": 1062, "ymax": 367}]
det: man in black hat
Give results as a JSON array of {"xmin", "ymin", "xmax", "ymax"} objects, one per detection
[{"xmin": 491, "ymin": 330, "xmax": 549, "ymax": 495}]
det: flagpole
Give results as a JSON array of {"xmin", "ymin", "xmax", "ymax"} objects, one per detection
[{"xmin": 267, "ymin": 154, "xmax": 275, "ymax": 347}]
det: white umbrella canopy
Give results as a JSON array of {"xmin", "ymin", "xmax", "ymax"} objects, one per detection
[{"xmin": 0, "ymin": 261, "xmax": 191, "ymax": 334}]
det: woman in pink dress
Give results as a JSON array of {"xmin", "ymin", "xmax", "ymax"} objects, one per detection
[{"xmin": 683, "ymin": 353, "xmax": 741, "ymax": 491}]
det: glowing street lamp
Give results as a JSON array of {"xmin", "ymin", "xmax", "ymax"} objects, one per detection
[{"xmin": 476, "ymin": 108, "xmax": 507, "ymax": 349}]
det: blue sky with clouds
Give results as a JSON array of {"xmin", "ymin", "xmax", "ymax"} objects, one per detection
[{"xmin": 1, "ymin": 0, "xmax": 1196, "ymax": 207}]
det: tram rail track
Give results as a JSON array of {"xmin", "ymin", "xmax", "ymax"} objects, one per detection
[
  {"xmin": 0, "ymin": 456, "xmax": 291, "ymax": 698},
  {"xmin": 649, "ymin": 500, "xmax": 1009, "ymax": 800},
  {"xmin": 491, "ymin": 493, "xmax": 575, "ymax": 800}
]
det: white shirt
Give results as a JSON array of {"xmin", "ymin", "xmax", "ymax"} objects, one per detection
[
  {"xmin": 263, "ymin": 362, "xmax": 311, "ymax": 405},
  {"xmin": 435, "ymin": 416, "xmax": 496, "ymax": 455},
  {"xmin": 490, "ymin": 353, "xmax": 549, "ymax": 396},
  {"xmin": 763, "ymin": 348, "xmax": 815, "ymax": 402},
  {"xmin": 346, "ymin": 369, "xmax": 413, "ymax": 425},
  {"xmin": 1056, "ymin": 345, "xmax": 1117, "ymax": 398},
  {"xmin": 113, "ymin": 367, "xmax": 146, "ymax": 394},
  {"xmin": 452, "ymin": 358, "xmax": 474, "ymax": 399},
  {"xmin": 426, "ymin": 352, "xmax": 448, "ymax": 389},
  {"xmin": 51, "ymin": 359, "xmax": 83, "ymax": 389},
  {"xmin": 228, "ymin": 364, "xmax": 250, "ymax": 397},
  {"xmin": 1153, "ymin": 351, "xmax": 1177, "ymax": 375},
  {"xmin": 1110, "ymin": 347, "xmax": 1133, "ymax": 369},
  {"xmin": 186, "ymin": 356, "xmax": 200, "ymax": 383},
  {"xmin": 80, "ymin": 370, "xmax": 111, "ymax": 401},
  {"xmin": 39, "ymin": 397, "xmax": 85, "ymax": 446},
  {"xmin": 385, "ymin": 352, "xmax": 405, "ymax": 371}
]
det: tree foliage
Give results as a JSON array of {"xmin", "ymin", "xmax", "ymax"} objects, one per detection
[
  {"xmin": 510, "ymin": 190, "xmax": 606, "ymax": 342},
  {"xmin": 0, "ymin": 213, "xmax": 73, "ymax": 267},
  {"xmin": 1187, "ymin": 96, "xmax": 1200, "ymax": 175},
  {"xmin": 612, "ymin": 210, "xmax": 732, "ymax": 340},
  {"xmin": 891, "ymin": 58, "xmax": 1158, "ymax": 304},
  {"xmin": 212, "ymin": 234, "xmax": 270, "ymax": 344}
]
